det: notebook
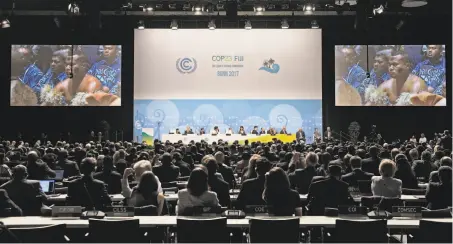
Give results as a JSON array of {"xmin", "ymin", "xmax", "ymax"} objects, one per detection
[{"xmin": 39, "ymin": 180, "xmax": 56, "ymax": 194}]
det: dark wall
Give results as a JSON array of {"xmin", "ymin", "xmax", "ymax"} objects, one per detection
[{"xmin": 0, "ymin": 14, "xmax": 451, "ymax": 143}]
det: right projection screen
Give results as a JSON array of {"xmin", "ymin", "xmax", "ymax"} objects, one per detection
[{"xmin": 335, "ymin": 45, "xmax": 446, "ymax": 106}]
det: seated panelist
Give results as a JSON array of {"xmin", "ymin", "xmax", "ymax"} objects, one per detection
[
  {"xmin": 238, "ymin": 126, "xmax": 246, "ymax": 135},
  {"xmin": 199, "ymin": 128, "xmax": 205, "ymax": 135},
  {"xmin": 210, "ymin": 126, "xmax": 220, "ymax": 135},
  {"xmin": 226, "ymin": 128, "xmax": 233, "ymax": 134},
  {"xmin": 251, "ymin": 126, "xmax": 259, "ymax": 135},
  {"xmin": 184, "ymin": 126, "xmax": 193, "ymax": 135}
]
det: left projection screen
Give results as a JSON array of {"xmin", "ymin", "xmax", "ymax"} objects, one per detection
[
  {"xmin": 133, "ymin": 29, "xmax": 322, "ymax": 143},
  {"xmin": 11, "ymin": 45, "xmax": 122, "ymax": 106}
]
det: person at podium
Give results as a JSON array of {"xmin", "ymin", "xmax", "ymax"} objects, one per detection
[
  {"xmin": 280, "ymin": 126, "xmax": 289, "ymax": 135},
  {"xmin": 184, "ymin": 126, "xmax": 194, "ymax": 135},
  {"xmin": 238, "ymin": 126, "xmax": 246, "ymax": 135},
  {"xmin": 251, "ymin": 126, "xmax": 259, "ymax": 135}
]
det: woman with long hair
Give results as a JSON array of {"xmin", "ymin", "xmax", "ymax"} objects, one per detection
[
  {"xmin": 133, "ymin": 171, "xmax": 166, "ymax": 215},
  {"xmin": 287, "ymin": 152, "xmax": 304, "ymax": 174},
  {"xmin": 263, "ymin": 167, "xmax": 302, "ymax": 216},
  {"xmin": 177, "ymin": 167, "xmax": 220, "ymax": 215},
  {"xmin": 242, "ymin": 154, "xmax": 260, "ymax": 182},
  {"xmin": 394, "ymin": 154, "xmax": 418, "ymax": 189}
]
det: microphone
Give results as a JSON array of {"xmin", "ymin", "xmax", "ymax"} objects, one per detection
[
  {"xmin": 80, "ymin": 181, "xmax": 105, "ymax": 219},
  {"xmin": 367, "ymin": 196, "xmax": 392, "ymax": 219}
]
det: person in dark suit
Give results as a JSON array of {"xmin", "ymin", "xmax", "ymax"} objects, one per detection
[
  {"xmin": 153, "ymin": 153, "xmax": 180, "ymax": 183},
  {"xmin": 0, "ymin": 165, "xmax": 46, "ymax": 216},
  {"xmin": 251, "ymin": 126, "xmax": 259, "ymax": 135},
  {"xmin": 341, "ymin": 156, "xmax": 374, "ymax": 189},
  {"xmin": 25, "ymin": 151, "xmax": 56, "ymax": 180},
  {"xmin": 173, "ymin": 152, "xmax": 191, "ymax": 177},
  {"xmin": 204, "ymin": 158, "xmax": 230, "ymax": 207},
  {"xmin": 0, "ymin": 189, "xmax": 23, "ymax": 217},
  {"xmin": 235, "ymin": 157, "xmax": 271, "ymax": 210},
  {"xmin": 307, "ymin": 163, "xmax": 353, "ymax": 215},
  {"xmin": 361, "ymin": 146, "xmax": 381, "ymax": 176},
  {"xmin": 183, "ymin": 126, "xmax": 194, "ymax": 135},
  {"xmin": 279, "ymin": 126, "xmax": 288, "ymax": 135},
  {"xmin": 93, "ymin": 156, "xmax": 122, "ymax": 194},
  {"xmin": 67, "ymin": 157, "xmax": 112, "ymax": 211},
  {"xmin": 5, "ymin": 151, "xmax": 22, "ymax": 169},
  {"xmin": 429, "ymin": 156, "xmax": 452, "ymax": 183},
  {"xmin": 426, "ymin": 166, "xmax": 452, "ymax": 210},
  {"xmin": 54, "ymin": 150, "xmax": 80, "ymax": 178},
  {"xmin": 412, "ymin": 150, "xmax": 437, "ymax": 183},
  {"xmin": 296, "ymin": 128, "xmax": 306, "ymax": 142},
  {"xmin": 289, "ymin": 152, "xmax": 319, "ymax": 194},
  {"xmin": 215, "ymin": 151, "xmax": 235, "ymax": 189}
]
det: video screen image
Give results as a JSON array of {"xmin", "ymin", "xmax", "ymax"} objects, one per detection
[
  {"xmin": 11, "ymin": 45, "xmax": 121, "ymax": 106},
  {"xmin": 335, "ymin": 45, "xmax": 446, "ymax": 106}
]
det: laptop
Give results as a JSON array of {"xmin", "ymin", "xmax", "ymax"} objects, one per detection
[
  {"xmin": 357, "ymin": 180, "xmax": 372, "ymax": 196},
  {"xmin": 39, "ymin": 180, "xmax": 56, "ymax": 194},
  {"xmin": 54, "ymin": 169, "xmax": 65, "ymax": 181}
]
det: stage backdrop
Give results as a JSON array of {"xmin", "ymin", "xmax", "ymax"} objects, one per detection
[{"xmin": 133, "ymin": 29, "xmax": 323, "ymax": 144}]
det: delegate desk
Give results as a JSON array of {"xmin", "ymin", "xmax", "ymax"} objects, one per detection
[
  {"xmin": 48, "ymin": 194, "xmax": 125, "ymax": 203},
  {"xmin": 162, "ymin": 134, "xmax": 297, "ymax": 144},
  {"xmin": 0, "ymin": 216, "xmax": 450, "ymax": 229}
]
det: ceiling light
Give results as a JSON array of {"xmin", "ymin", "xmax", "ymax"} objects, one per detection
[
  {"xmin": 193, "ymin": 4, "xmax": 203, "ymax": 12},
  {"xmin": 311, "ymin": 20, "xmax": 319, "ymax": 29},
  {"xmin": 254, "ymin": 4, "xmax": 265, "ymax": 12},
  {"xmin": 335, "ymin": 0, "xmax": 357, "ymax": 6},
  {"xmin": 1, "ymin": 18, "xmax": 10, "ymax": 28},
  {"xmin": 68, "ymin": 3, "xmax": 80, "ymax": 15},
  {"xmin": 208, "ymin": 20, "xmax": 216, "ymax": 30},
  {"xmin": 401, "ymin": 0, "xmax": 427, "ymax": 7},
  {"xmin": 281, "ymin": 19, "xmax": 289, "ymax": 29},
  {"xmin": 170, "ymin": 19, "xmax": 178, "ymax": 30},
  {"xmin": 373, "ymin": 4, "xmax": 384, "ymax": 15},
  {"xmin": 303, "ymin": 3, "xmax": 315, "ymax": 13},
  {"xmin": 137, "ymin": 20, "xmax": 145, "ymax": 30},
  {"xmin": 244, "ymin": 20, "xmax": 252, "ymax": 30}
]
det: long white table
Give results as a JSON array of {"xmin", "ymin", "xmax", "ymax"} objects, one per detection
[
  {"xmin": 0, "ymin": 216, "xmax": 450, "ymax": 229},
  {"xmin": 48, "ymin": 193, "xmax": 426, "ymax": 204},
  {"xmin": 161, "ymin": 134, "xmax": 297, "ymax": 144}
]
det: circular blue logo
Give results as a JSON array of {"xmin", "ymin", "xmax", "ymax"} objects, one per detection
[{"xmin": 176, "ymin": 57, "xmax": 197, "ymax": 74}]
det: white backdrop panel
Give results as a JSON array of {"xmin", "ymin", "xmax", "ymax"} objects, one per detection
[{"xmin": 134, "ymin": 29, "xmax": 322, "ymax": 100}]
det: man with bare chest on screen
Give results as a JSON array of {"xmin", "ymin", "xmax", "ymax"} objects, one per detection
[{"xmin": 378, "ymin": 51, "xmax": 427, "ymax": 105}]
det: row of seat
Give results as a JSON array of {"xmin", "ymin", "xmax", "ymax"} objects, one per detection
[{"xmin": 1, "ymin": 218, "xmax": 451, "ymax": 243}]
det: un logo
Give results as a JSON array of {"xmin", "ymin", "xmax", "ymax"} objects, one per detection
[{"xmin": 176, "ymin": 57, "xmax": 197, "ymax": 74}]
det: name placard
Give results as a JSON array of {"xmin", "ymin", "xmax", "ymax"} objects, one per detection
[
  {"xmin": 52, "ymin": 206, "xmax": 82, "ymax": 217},
  {"xmin": 105, "ymin": 206, "xmax": 135, "ymax": 217},
  {"xmin": 339, "ymin": 206, "xmax": 368, "ymax": 216},
  {"xmin": 392, "ymin": 206, "xmax": 422, "ymax": 217},
  {"xmin": 245, "ymin": 205, "xmax": 268, "ymax": 214}
]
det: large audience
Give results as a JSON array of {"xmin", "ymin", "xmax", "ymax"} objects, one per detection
[{"xmin": 0, "ymin": 130, "xmax": 451, "ymax": 218}]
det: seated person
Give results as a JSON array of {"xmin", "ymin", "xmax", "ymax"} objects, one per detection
[
  {"xmin": 203, "ymin": 158, "xmax": 230, "ymax": 207},
  {"xmin": 0, "ymin": 189, "xmax": 22, "ymax": 217},
  {"xmin": 238, "ymin": 126, "xmax": 246, "ymax": 135},
  {"xmin": 126, "ymin": 171, "xmax": 166, "ymax": 215},
  {"xmin": 426, "ymin": 166, "xmax": 452, "ymax": 210},
  {"xmin": 226, "ymin": 127, "xmax": 233, "ymax": 135},
  {"xmin": 210, "ymin": 126, "xmax": 220, "ymax": 135},
  {"xmin": 236, "ymin": 157, "xmax": 271, "ymax": 210},
  {"xmin": 251, "ymin": 126, "xmax": 259, "ymax": 135},
  {"xmin": 371, "ymin": 159, "xmax": 402, "ymax": 198},
  {"xmin": 263, "ymin": 167, "xmax": 302, "ymax": 216},
  {"xmin": 177, "ymin": 167, "xmax": 220, "ymax": 215},
  {"xmin": 183, "ymin": 126, "xmax": 194, "ymax": 135},
  {"xmin": 122, "ymin": 160, "xmax": 163, "ymax": 204},
  {"xmin": 93, "ymin": 156, "xmax": 122, "ymax": 194},
  {"xmin": 67, "ymin": 158, "xmax": 112, "ymax": 211},
  {"xmin": 279, "ymin": 126, "xmax": 289, "ymax": 135},
  {"xmin": 341, "ymin": 156, "xmax": 374, "ymax": 189},
  {"xmin": 152, "ymin": 153, "xmax": 180, "ymax": 183},
  {"xmin": 259, "ymin": 128, "xmax": 266, "ymax": 135},
  {"xmin": 429, "ymin": 156, "xmax": 452, "ymax": 182},
  {"xmin": 175, "ymin": 129, "xmax": 181, "ymax": 135},
  {"xmin": 0, "ymin": 165, "xmax": 46, "ymax": 216}
]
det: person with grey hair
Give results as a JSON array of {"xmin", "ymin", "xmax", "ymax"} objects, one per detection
[
  {"xmin": 122, "ymin": 160, "xmax": 163, "ymax": 206},
  {"xmin": 25, "ymin": 151, "xmax": 55, "ymax": 180},
  {"xmin": 371, "ymin": 159, "xmax": 402, "ymax": 198}
]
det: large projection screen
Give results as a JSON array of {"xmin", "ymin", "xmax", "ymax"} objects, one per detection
[{"xmin": 134, "ymin": 29, "xmax": 323, "ymax": 144}]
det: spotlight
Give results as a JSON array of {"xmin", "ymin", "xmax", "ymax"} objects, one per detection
[
  {"xmin": 68, "ymin": 3, "xmax": 80, "ymax": 15},
  {"xmin": 170, "ymin": 19, "xmax": 178, "ymax": 30},
  {"xmin": 193, "ymin": 4, "xmax": 203, "ymax": 12},
  {"xmin": 1, "ymin": 18, "xmax": 10, "ymax": 28},
  {"xmin": 281, "ymin": 19, "xmax": 289, "ymax": 29},
  {"xmin": 137, "ymin": 20, "xmax": 145, "ymax": 30},
  {"xmin": 310, "ymin": 20, "xmax": 319, "ymax": 29},
  {"xmin": 254, "ymin": 4, "xmax": 265, "ymax": 12},
  {"xmin": 168, "ymin": 3, "xmax": 177, "ymax": 10},
  {"xmin": 244, "ymin": 20, "xmax": 252, "ymax": 30},
  {"xmin": 303, "ymin": 3, "xmax": 315, "ymax": 13},
  {"xmin": 208, "ymin": 20, "xmax": 216, "ymax": 30},
  {"xmin": 373, "ymin": 4, "xmax": 384, "ymax": 15},
  {"xmin": 141, "ymin": 4, "xmax": 153, "ymax": 12}
]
